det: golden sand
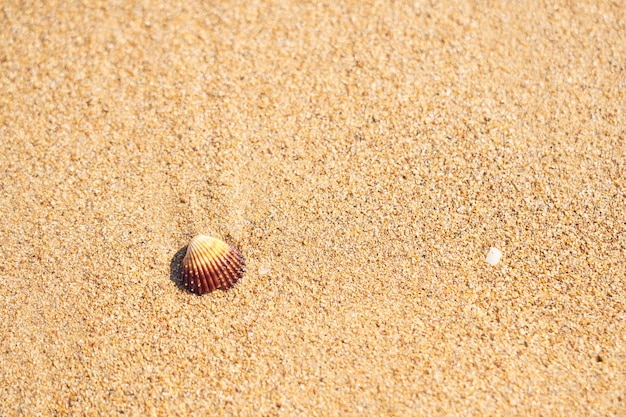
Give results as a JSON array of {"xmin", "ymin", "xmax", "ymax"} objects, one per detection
[{"xmin": 0, "ymin": 1, "xmax": 624, "ymax": 415}]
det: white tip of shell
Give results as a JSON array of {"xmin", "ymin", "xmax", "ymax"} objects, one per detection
[{"xmin": 485, "ymin": 247, "xmax": 503, "ymax": 266}]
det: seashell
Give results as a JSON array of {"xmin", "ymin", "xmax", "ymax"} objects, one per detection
[{"xmin": 180, "ymin": 235, "xmax": 246, "ymax": 294}]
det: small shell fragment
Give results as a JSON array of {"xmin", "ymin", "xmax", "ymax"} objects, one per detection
[
  {"xmin": 485, "ymin": 247, "xmax": 503, "ymax": 266},
  {"xmin": 180, "ymin": 235, "xmax": 246, "ymax": 294}
]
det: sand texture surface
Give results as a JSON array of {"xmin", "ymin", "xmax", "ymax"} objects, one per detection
[{"xmin": 1, "ymin": 1, "xmax": 624, "ymax": 415}]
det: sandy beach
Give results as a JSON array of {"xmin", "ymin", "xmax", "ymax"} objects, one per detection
[{"xmin": 1, "ymin": 1, "xmax": 624, "ymax": 415}]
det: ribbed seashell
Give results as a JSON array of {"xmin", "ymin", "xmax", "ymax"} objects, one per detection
[{"xmin": 180, "ymin": 235, "xmax": 246, "ymax": 294}]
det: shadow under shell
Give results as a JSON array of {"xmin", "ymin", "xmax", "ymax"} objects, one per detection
[{"xmin": 169, "ymin": 246, "xmax": 188, "ymax": 293}]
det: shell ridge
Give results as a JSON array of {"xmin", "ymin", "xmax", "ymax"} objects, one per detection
[
  {"xmin": 208, "ymin": 243, "xmax": 231, "ymax": 289},
  {"xmin": 199, "ymin": 247, "xmax": 219, "ymax": 292},
  {"xmin": 219, "ymin": 247, "xmax": 244, "ymax": 288},
  {"xmin": 219, "ymin": 245, "xmax": 237, "ymax": 288},
  {"xmin": 182, "ymin": 249, "xmax": 194, "ymax": 292},
  {"xmin": 196, "ymin": 251, "xmax": 210, "ymax": 294},
  {"xmin": 188, "ymin": 244, "xmax": 204, "ymax": 293},
  {"xmin": 190, "ymin": 249, "xmax": 202, "ymax": 293},
  {"xmin": 220, "ymin": 250, "xmax": 243, "ymax": 287},
  {"xmin": 217, "ymin": 252, "xmax": 236, "ymax": 288}
]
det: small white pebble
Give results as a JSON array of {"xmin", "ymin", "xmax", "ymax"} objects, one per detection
[
  {"xmin": 259, "ymin": 267, "xmax": 270, "ymax": 275},
  {"xmin": 485, "ymin": 247, "xmax": 503, "ymax": 266}
]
